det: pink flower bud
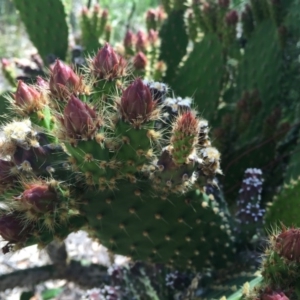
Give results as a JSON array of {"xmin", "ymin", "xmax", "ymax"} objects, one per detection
[
  {"xmin": 120, "ymin": 78, "xmax": 156, "ymax": 125},
  {"xmin": 101, "ymin": 8, "xmax": 108, "ymax": 19},
  {"xmin": 148, "ymin": 29, "xmax": 159, "ymax": 45},
  {"xmin": 14, "ymin": 80, "xmax": 41, "ymax": 111},
  {"xmin": 146, "ymin": 9, "xmax": 157, "ymax": 23},
  {"xmin": 18, "ymin": 184, "xmax": 58, "ymax": 213},
  {"xmin": 81, "ymin": 6, "xmax": 89, "ymax": 16},
  {"xmin": 261, "ymin": 289, "xmax": 290, "ymax": 300},
  {"xmin": 136, "ymin": 30, "xmax": 148, "ymax": 52},
  {"xmin": 0, "ymin": 213, "xmax": 29, "ymax": 242},
  {"xmin": 49, "ymin": 60, "xmax": 82, "ymax": 98},
  {"xmin": 156, "ymin": 6, "xmax": 166, "ymax": 23},
  {"xmin": 133, "ymin": 52, "xmax": 147, "ymax": 70},
  {"xmin": 93, "ymin": 43, "xmax": 126, "ymax": 80},
  {"xmin": 225, "ymin": 10, "xmax": 239, "ymax": 26},
  {"xmin": 1, "ymin": 58, "xmax": 10, "ymax": 69},
  {"xmin": 62, "ymin": 95, "xmax": 100, "ymax": 139},
  {"xmin": 123, "ymin": 30, "xmax": 136, "ymax": 49},
  {"xmin": 93, "ymin": 4, "xmax": 100, "ymax": 13},
  {"xmin": 36, "ymin": 76, "xmax": 48, "ymax": 88}
]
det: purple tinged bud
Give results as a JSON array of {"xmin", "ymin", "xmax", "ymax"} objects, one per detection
[
  {"xmin": 49, "ymin": 60, "xmax": 82, "ymax": 98},
  {"xmin": 148, "ymin": 29, "xmax": 159, "ymax": 45},
  {"xmin": 225, "ymin": 10, "xmax": 239, "ymax": 26},
  {"xmin": 14, "ymin": 80, "xmax": 42, "ymax": 111},
  {"xmin": 93, "ymin": 43, "xmax": 126, "ymax": 80},
  {"xmin": 136, "ymin": 30, "xmax": 148, "ymax": 52},
  {"xmin": 93, "ymin": 4, "xmax": 100, "ymax": 13},
  {"xmin": 146, "ymin": 9, "xmax": 157, "ymax": 23},
  {"xmin": 120, "ymin": 78, "xmax": 156, "ymax": 124},
  {"xmin": 261, "ymin": 288, "xmax": 290, "ymax": 300},
  {"xmin": 36, "ymin": 76, "xmax": 48, "ymax": 88},
  {"xmin": 124, "ymin": 30, "xmax": 136, "ymax": 49},
  {"xmin": 133, "ymin": 52, "xmax": 147, "ymax": 70},
  {"xmin": 101, "ymin": 9, "xmax": 108, "ymax": 19},
  {"xmin": 62, "ymin": 95, "xmax": 100, "ymax": 139},
  {"xmin": 275, "ymin": 228, "xmax": 300, "ymax": 262},
  {"xmin": 19, "ymin": 184, "xmax": 58, "ymax": 213},
  {"xmin": 0, "ymin": 214, "xmax": 29, "ymax": 243}
]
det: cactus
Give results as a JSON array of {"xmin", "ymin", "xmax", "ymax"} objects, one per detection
[
  {"xmin": 13, "ymin": 0, "xmax": 69, "ymax": 63},
  {"xmin": 80, "ymin": 4, "xmax": 112, "ymax": 55},
  {"xmin": 3, "ymin": 0, "xmax": 300, "ymax": 298},
  {"xmin": 0, "ymin": 45, "xmax": 237, "ymax": 273}
]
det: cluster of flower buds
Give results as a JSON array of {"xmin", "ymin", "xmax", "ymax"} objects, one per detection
[{"xmin": 145, "ymin": 6, "xmax": 166, "ymax": 31}]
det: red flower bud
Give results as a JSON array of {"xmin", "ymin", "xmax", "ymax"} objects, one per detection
[
  {"xmin": 14, "ymin": 80, "xmax": 42, "ymax": 112},
  {"xmin": 133, "ymin": 52, "xmax": 147, "ymax": 70},
  {"xmin": 62, "ymin": 95, "xmax": 100, "ymax": 140},
  {"xmin": 93, "ymin": 43, "xmax": 126, "ymax": 80},
  {"xmin": 176, "ymin": 112, "xmax": 199, "ymax": 134},
  {"xmin": 275, "ymin": 228, "xmax": 300, "ymax": 262},
  {"xmin": 124, "ymin": 30, "xmax": 136, "ymax": 49},
  {"xmin": 120, "ymin": 78, "xmax": 156, "ymax": 125},
  {"xmin": 225, "ymin": 10, "xmax": 239, "ymax": 26},
  {"xmin": 49, "ymin": 60, "xmax": 83, "ymax": 98},
  {"xmin": 18, "ymin": 184, "xmax": 58, "ymax": 213},
  {"xmin": 0, "ymin": 213, "xmax": 29, "ymax": 242},
  {"xmin": 136, "ymin": 30, "xmax": 148, "ymax": 52}
]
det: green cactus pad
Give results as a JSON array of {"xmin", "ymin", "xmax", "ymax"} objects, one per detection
[
  {"xmin": 80, "ymin": 182, "xmax": 236, "ymax": 270},
  {"xmin": 0, "ymin": 93, "xmax": 10, "ymax": 123},
  {"xmin": 159, "ymin": 9, "xmax": 188, "ymax": 83},
  {"xmin": 233, "ymin": 20, "xmax": 281, "ymax": 145},
  {"xmin": 13, "ymin": 0, "xmax": 68, "ymax": 63},
  {"xmin": 265, "ymin": 178, "xmax": 300, "ymax": 228},
  {"xmin": 170, "ymin": 34, "xmax": 224, "ymax": 121}
]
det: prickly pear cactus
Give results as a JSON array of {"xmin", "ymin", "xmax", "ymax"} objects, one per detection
[
  {"xmin": 13, "ymin": 0, "xmax": 68, "ymax": 63},
  {"xmin": 0, "ymin": 43, "xmax": 236, "ymax": 272}
]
